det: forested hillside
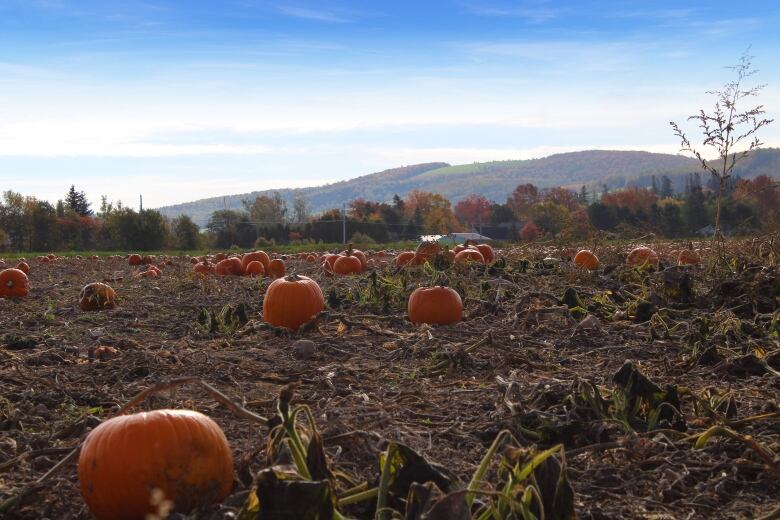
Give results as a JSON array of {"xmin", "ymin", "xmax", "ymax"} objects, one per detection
[{"xmin": 158, "ymin": 149, "xmax": 780, "ymax": 225}]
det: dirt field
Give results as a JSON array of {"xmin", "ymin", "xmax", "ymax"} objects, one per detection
[{"xmin": 1, "ymin": 240, "xmax": 779, "ymax": 519}]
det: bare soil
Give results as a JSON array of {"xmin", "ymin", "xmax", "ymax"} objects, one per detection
[{"xmin": 1, "ymin": 240, "xmax": 779, "ymax": 519}]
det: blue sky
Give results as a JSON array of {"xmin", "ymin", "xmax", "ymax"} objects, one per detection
[{"xmin": 1, "ymin": 0, "xmax": 778, "ymax": 209}]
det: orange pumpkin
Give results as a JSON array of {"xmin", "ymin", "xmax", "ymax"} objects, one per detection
[
  {"xmin": 193, "ymin": 262, "xmax": 214, "ymax": 275},
  {"xmin": 78, "ymin": 409, "xmax": 233, "ymax": 520},
  {"xmin": 79, "ymin": 283, "xmax": 117, "ymax": 311},
  {"xmin": 351, "ymin": 249, "xmax": 368, "ymax": 270},
  {"xmin": 416, "ymin": 241, "xmax": 441, "ymax": 259},
  {"xmin": 627, "ymin": 246, "xmax": 659, "ymax": 269},
  {"xmin": 0, "ymin": 268, "xmax": 30, "ymax": 298},
  {"xmin": 306, "ymin": 254, "xmax": 317, "ymax": 263},
  {"xmin": 475, "ymin": 244, "xmax": 495, "ymax": 264},
  {"xmin": 215, "ymin": 257, "xmax": 243, "ymax": 276},
  {"xmin": 408, "ymin": 286, "xmax": 463, "ymax": 325},
  {"xmin": 244, "ymin": 260, "xmax": 265, "ymax": 277},
  {"xmin": 323, "ymin": 254, "xmax": 339, "ymax": 270},
  {"xmin": 242, "ymin": 251, "xmax": 270, "ymax": 274},
  {"xmin": 453, "ymin": 244, "xmax": 468, "ymax": 254},
  {"xmin": 214, "ymin": 253, "xmax": 227, "ymax": 262},
  {"xmin": 454, "ymin": 249, "xmax": 485, "ymax": 265},
  {"xmin": 263, "ymin": 274, "xmax": 324, "ymax": 330},
  {"xmin": 677, "ymin": 249, "xmax": 701, "ymax": 266},
  {"xmin": 333, "ymin": 254, "xmax": 363, "ymax": 275},
  {"xmin": 573, "ymin": 250, "xmax": 600, "ymax": 270},
  {"xmin": 16, "ymin": 261, "xmax": 30, "ymax": 274},
  {"xmin": 128, "ymin": 254, "xmax": 142, "ymax": 266},
  {"xmin": 268, "ymin": 258, "xmax": 286, "ymax": 278},
  {"xmin": 395, "ymin": 251, "xmax": 416, "ymax": 267}
]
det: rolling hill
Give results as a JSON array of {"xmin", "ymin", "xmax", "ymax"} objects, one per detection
[{"xmin": 157, "ymin": 149, "xmax": 780, "ymax": 226}]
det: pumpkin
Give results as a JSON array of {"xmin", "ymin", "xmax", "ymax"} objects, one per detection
[
  {"xmin": 333, "ymin": 254, "xmax": 363, "ymax": 275},
  {"xmin": 263, "ymin": 274, "xmax": 324, "ymax": 330},
  {"xmin": 340, "ymin": 245, "xmax": 367, "ymax": 270},
  {"xmin": 454, "ymin": 249, "xmax": 485, "ymax": 265},
  {"xmin": 306, "ymin": 254, "xmax": 317, "ymax": 263},
  {"xmin": 416, "ymin": 241, "xmax": 441, "ymax": 259},
  {"xmin": 214, "ymin": 253, "xmax": 227, "ymax": 262},
  {"xmin": 573, "ymin": 250, "xmax": 600, "ymax": 270},
  {"xmin": 78, "ymin": 409, "xmax": 233, "ymax": 520},
  {"xmin": 268, "ymin": 258, "xmax": 286, "ymax": 278},
  {"xmin": 215, "ymin": 257, "xmax": 243, "ymax": 276},
  {"xmin": 626, "ymin": 246, "xmax": 659, "ymax": 269},
  {"xmin": 408, "ymin": 286, "xmax": 463, "ymax": 325},
  {"xmin": 190, "ymin": 257, "xmax": 199, "ymax": 264},
  {"xmin": 128, "ymin": 254, "xmax": 142, "ymax": 266},
  {"xmin": 441, "ymin": 249, "xmax": 456, "ymax": 262},
  {"xmin": 0, "ymin": 268, "xmax": 30, "ymax": 298},
  {"xmin": 677, "ymin": 249, "xmax": 701, "ymax": 266},
  {"xmin": 475, "ymin": 244, "xmax": 495, "ymax": 264},
  {"xmin": 16, "ymin": 261, "xmax": 30, "ymax": 274},
  {"xmin": 377, "ymin": 250, "xmax": 387, "ymax": 258},
  {"xmin": 193, "ymin": 262, "xmax": 214, "ymax": 275},
  {"xmin": 244, "ymin": 260, "xmax": 265, "ymax": 277},
  {"xmin": 453, "ymin": 244, "xmax": 467, "ymax": 254},
  {"xmin": 79, "ymin": 283, "xmax": 117, "ymax": 311},
  {"xmin": 351, "ymin": 249, "xmax": 368, "ymax": 270},
  {"xmin": 323, "ymin": 254, "xmax": 339, "ymax": 271},
  {"xmin": 394, "ymin": 251, "xmax": 416, "ymax": 267},
  {"xmin": 242, "ymin": 251, "xmax": 270, "ymax": 274}
]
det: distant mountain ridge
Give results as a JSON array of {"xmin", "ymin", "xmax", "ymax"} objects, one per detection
[{"xmin": 157, "ymin": 149, "xmax": 780, "ymax": 226}]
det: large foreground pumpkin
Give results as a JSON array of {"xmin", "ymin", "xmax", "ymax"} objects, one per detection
[
  {"xmin": 78, "ymin": 409, "xmax": 234, "ymax": 520},
  {"xmin": 0, "ymin": 268, "xmax": 29, "ymax": 298},
  {"xmin": 263, "ymin": 274, "xmax": 324, "ymax": 330},
  {"xmin": 408, "ymin": 286, "xmax": 463, "ymax": 325}
]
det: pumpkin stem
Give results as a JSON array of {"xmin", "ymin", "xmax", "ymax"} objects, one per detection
[{"xmin": 286, "ymin": 272, "xmax": 301, "ymax": 282}]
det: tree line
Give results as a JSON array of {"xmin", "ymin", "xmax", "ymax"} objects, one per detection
[{"xmin": 1, "ymin": 175, "xmax": 778, "ymax": 253}]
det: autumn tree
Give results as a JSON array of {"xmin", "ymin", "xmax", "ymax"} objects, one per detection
[
  {"xmin": 349, "ymin": 198, "xmax": 381, "ymax": 221},
  {"xmin": 529, "ymin": 201, "xmax": 569, "ymax": 236},
  {"xmin": 507, "ymin": 183, "xmax": 539, "ymax": 220},
  {"xmin": 601, "ymin": 187, "xmax": 658, "ymax": 214},
  {"xmin": 404, "ymin": 190, "xmax": 459, "ymax": 234},
  {"xmin": 541, "ymin": 187, "xmax": 580, "ymax": 211},
  {"xmin": 671, "ymin": 52, "xmax": 773, "ymax": 237},
  {"xmin": 243, "ymin": 192, "xmax": 287, "ymax": 223},
  {"xmin": 454, "ymin": 195, "xmax": 491, "ymax": 229},
  {"xmin": 171, "ymin": 215, "xmax": 200, "ymax": 250},
  {"xmin": 292, "ymin": 191, "xmax": 311, "ymax": 222},
  {"xmin": 519, "ymin": 221, "xmax": 541, "ymax": 241}
]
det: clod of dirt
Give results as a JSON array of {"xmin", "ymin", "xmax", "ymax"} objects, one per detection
[
  {"xmin": 292, "ymin": 339, "xmax": 316, "ymax": 359},
  {"xmin": 2, "ymin": 335, "xmax": 37, "ymax": 350}
]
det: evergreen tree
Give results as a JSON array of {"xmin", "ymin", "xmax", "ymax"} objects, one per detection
[
  {"xmin": 660, "ymin": 176, "xmax": 674, "ymax": 198},
  {"xmin": 651, "ymin": 175, "xmax": 659, "ymax": 195},
  {"xmin": 55, "ymin": 200, "xmax": 65, "ymax": 218},
  {"xmin": 685, "ymin": 186, "xmax": 709, "ymax": 232},
  {"xmin": 65, "ymin": 185, "xmax": 93, "ymax": 216},
  {"xmin": 579, "ymin": 185, "xmax": 589, "ymax": 203}
]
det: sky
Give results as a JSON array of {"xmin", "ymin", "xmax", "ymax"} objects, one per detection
[{"xmin": 1, "ymin": 0, "xmax": 779, "ymax": 209}]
